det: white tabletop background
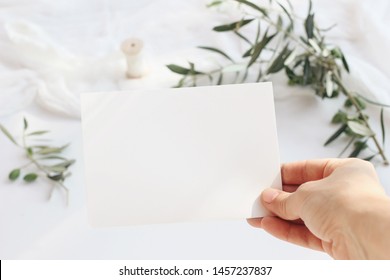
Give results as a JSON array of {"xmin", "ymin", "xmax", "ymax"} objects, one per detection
[{"xmin": 0, "ymin": 0, "xmax": 389, "ymax": 259}]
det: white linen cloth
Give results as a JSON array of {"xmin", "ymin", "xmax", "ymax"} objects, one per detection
[{"xmin": 0, "ymin": 0, "xmax": 389, "ymax": 118}]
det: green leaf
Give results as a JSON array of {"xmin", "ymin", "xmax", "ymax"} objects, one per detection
[
  {"xmin": 305, "ymin": 13, "xmax": 315, "ymax": 39},
  {"xmin": 347, "ymin": 121, "xmax": 374, "ymax": 137},
  {"xmin": 380, "ymin": 108, "xmax": 386, "ymax": 146},
  {"xmin": 23, "ymin": 173, "xmax": 38, "ymax": 182},
  {"xmin": 27, "ymin": 147, "xmax": 33, "ymax": 156},
  {"xmin": 9, "ymin": 169, "xmax": 20, "ymax": 181},
  {"xmin": 248, "ymin": 31, "xmax": 276, "ymax": 67},
  {"xmin": 23, "ymin": 117, "xmax": 28, "ymax": 130},
  {"xmin": 344, "ymin": 97, "xmax": 366, "ymax": 110},
  {"xmin": 213, "ymin": 18, "xmax": 254, "ymax": 32},
  {"xmin": 242, "ymin": 47, "xmax": 253, "ymax": 58},
  {"xmin": 331, "ymin": 111, "xmax": 347, "ymax": 124},
  {"xmin": 344, "ymin": 99, "xmax": 353, "ymax": 108},
  {"xmin": 235, "ymin": 0, "xmax": 268, "ymax": 17},
  {"xmin": 36, "ymin": 144, "xmax": 69, "ymax": 155},
  {"xmin": 166, "ymin": 64, "xmax": 191, "ymax": 75},
  {"xmin": 0, "ymin": 124, "xmax": 18, "ymax": 146},
  {"xmin": 364, "ymin": 154, "xmax": 377, "ymax": 162},
  {"xmin": 198, "ymin": 46, "xmax": 234, "ymax": 62},
  {"xmin": 47, "ymin": 173, "xmax": 64, "ymax": 182},
  {"xmin": 266, "ymin": 45, "xmax": 292, "ymax": 74},
  {"xmin": 331, "ymin": 48, "xmax": 342, "ymax": 58},
  {"xmin": 349, "ymin": 141, "xmax": 368, "ymax": 158},
  {"xmin": 341, "ymin": 53, "xmax": 350, "ymax": 73},
  {"xmin": 27, "ymin": 130, "xmax": 50, "ymax": 136},
  {"xmin": 207, "ymin": 0, "xmax": 222, "ymax": 8},
  {"xmin": 44, "ymin": 165, "xmax": 67, "ymax": 173},
  {"xmin": 324, "ymin": 123, "xmax": 348, "ymax": 146}
]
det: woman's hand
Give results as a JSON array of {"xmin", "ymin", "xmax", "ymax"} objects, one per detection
[{"xmin": 248, "ymin": 158, "xmax": 390, "ymax": 259}]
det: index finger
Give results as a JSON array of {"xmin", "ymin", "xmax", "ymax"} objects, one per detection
[{"xmin": 281, "ymin": 159, "xmax": 339, "ymax": 185}]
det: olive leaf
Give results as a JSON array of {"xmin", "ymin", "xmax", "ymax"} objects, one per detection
[
  {"xmin": 304, "ymin": 0, "xmax": 314, "ymax": 38},
  {"xmin": 338, "ymin": 49, "xmax": 350, "ymax": 73},
  {"xmin": 344, "ymin": 97, "xmax": 366, "ymax": 110},
  {"xmin": 364, "ymin": 154, "xmax": 377, "ymax": 162},
  {"xmin": 27, "ymin": 130, "xmax": 50, "ymax": 136},
  {"xmin": 347, "ymin": 121, "xmax": 374, "ymax": 137},
  {"xmin": 266, "ymin": 45, "xmax": 292, "ymax": 74},
  {"xmin": 331, "ymin": 111, "xmax": 348, "ymax": 124},
  {"xmin": 198, "ymin": 46, "xmax": 234, "ymax": 62},
  {"xmin": 248, "ymin": 31, "xmax": 276, "ymax": 67},
  {"xmin": 0, "ymin": 124, "xmax": 18, "ymax": 146},
  {"xmin": 9, "ymin": 169, "xmax": 20, "ymax": 181},
  {"xmin": 166, "ymin": 64, "xmax": 191, "ymax": 75},
  {"xmin": 207, "ymin": 0, "xmax": 222, "ymax": 8},
  {"xmin": 349, "ymin": 141, "xmax": 368, "ymax": 158},
  {"xmin": 23, "ymin": 118, "xmax": 28, "ymax": 130},
  {"xmin": 23, "ymin": 173, "xmax": 38, "ymax": 182},
  {"xmin": 36, "ymin": 145, "xmax": 69, "ymax": 155},
  {"xmin": 213, "ymin": 19, "xmax": 254, "ymax": 32},
  {"xmin": 305, "ymin": 13, "xmax": 314, "ymax": 39},
  {"xmin": 324, "ymin": 124, "xmax": 347, "ymax": 146}
]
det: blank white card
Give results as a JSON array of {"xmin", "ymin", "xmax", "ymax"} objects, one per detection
[{"xmin": 81, "ymin": 83, "xmax": 281, "ymax": 227}]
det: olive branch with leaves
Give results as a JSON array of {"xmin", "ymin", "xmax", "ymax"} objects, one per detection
[
  {"xmin": 0, "ymin": 118, "xmax": 75, "ymax": 204},
  {"xmin": 167, "ymin": 0, "xmax": 388, "ymax": 165}
]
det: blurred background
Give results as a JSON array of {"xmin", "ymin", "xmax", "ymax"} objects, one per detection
[{"xmin": 0, "ymin": 0, "xmax": 389, "ymax": 259}]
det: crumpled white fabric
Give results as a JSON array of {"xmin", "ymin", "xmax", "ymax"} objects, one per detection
[
  {"xmin": 0, "ymin": 0, "xmax": 389, "ymax": 118},
  {"xmin": 1, "ymin": 19, "xmax": 127, "ymax": 118}
]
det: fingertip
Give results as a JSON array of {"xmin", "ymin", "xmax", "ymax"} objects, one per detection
[
  {"xmin": 261, "ymin": 188, "xmax": 281, "ymax": 203},
  {"xmin": 247, "ymin": 217, "xmax": 263, "ymax": 228}
]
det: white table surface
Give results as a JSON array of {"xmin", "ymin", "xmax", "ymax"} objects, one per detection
[{"xmin": 0, "ymin": 0, "xmax": 389, "ymax": 259}]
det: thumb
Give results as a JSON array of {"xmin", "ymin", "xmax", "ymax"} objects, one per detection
[{"xmin": 261, "ymin": 188, "xmax": 302, "ymax": 220}]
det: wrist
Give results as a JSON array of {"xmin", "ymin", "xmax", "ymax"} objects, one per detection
[{"xmin": 349, "ymin": 195, "xmax": 390, "ymax": 259}]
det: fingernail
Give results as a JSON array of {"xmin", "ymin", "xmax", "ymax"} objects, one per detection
[{"xmin": 262, "ymin": 188, "xmax": 280, "ymax": 203}]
